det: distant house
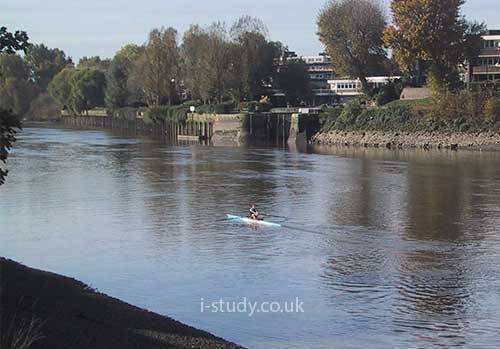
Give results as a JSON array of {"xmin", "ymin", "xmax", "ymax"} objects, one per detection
[
  {"xmin": 327, "ymin": 76, "xmax": 401, "ymax": 101},
  {"xmin": 466, "ymin": 29, "xmax": 500, "ymax": 83}
]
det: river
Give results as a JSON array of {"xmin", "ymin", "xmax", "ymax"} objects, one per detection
[{"xmin": 1, "ymin": 125, "xmax": 500, "ymax": 349}]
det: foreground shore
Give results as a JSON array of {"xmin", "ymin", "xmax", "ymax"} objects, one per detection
[
  {"xmin": 311, "ymin": 130, "xmax": 500, "ymax": 151},
  {"xmin": 0, "ymin": 258, "xmax": 244, "ymax": 349}
]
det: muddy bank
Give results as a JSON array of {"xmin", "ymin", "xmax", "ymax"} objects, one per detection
[
  {"xmin": 311, "ymin": 130, "xmax": 500, "ymax": 151},
  {"xmin": 0, "ymin": 258, "xmax": 244, "ymax": 349}
]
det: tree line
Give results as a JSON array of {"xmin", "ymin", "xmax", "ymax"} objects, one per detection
[{"xmin": 318, "ymin": 0, "xmax": 485, "ymax": 94}]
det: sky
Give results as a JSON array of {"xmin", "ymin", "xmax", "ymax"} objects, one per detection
[{"xmin": 1, "ymin": 0, "xmax": 499, "ymax": 61}]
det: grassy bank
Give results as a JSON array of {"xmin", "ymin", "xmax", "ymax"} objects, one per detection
[{"xmin": 0, "ymin": 257, "xmax": 244, "ymax": 349}]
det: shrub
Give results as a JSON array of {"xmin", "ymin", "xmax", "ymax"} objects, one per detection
[
  {"xmin": 319, "ymin": 107, "xmax": 343, "ymax": 131},
  {"xmin": 334, "ymin": 98, "xmax": 365, "ymax": 129},
  {"xmin": 484, "ymin": 97, "xmax": 500, "ymax": 123},
  {"xmin": 239, "ymin": 101, "xmax": 271, "ymax": 112},
  {"xmin": 25, "ymin": 93, "xmax": 62, "ymax": 121}
]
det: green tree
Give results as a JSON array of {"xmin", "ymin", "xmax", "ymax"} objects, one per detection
[
  {"xmin": 78, "ymin": 56, "xmax": 111, "ymax": 71},
  {"xmin": 116, "ymin": 44, "xmax": 143, "ymax": 62},
  {"xmin": 318, "ymin": 0, "xmax": 387, "ymax": 93},
  {"xmin": 48, "ymin": 67, "xmax": 76, "ymax": 109},
  {"xmin": 0, "ymin": 27, "xmax": 29, "ymax": 54},
  {"xmin": 25, "ymin": 44, "xmax": 73, "ymax": 90},
  {"xmin": 70, "ymin": 68, "xmax": 106, "ymax": 113},
  {"xmin": 181, "ymin": 25, "xmax": 209, "ymax": 101},
  {"xmin": 0, "ymin": 54, "xmax": 38, "ymax": 116},
  {"xmin": 132, "ymin": 27, "xmax": 180, "ymax": 106},
  {"xmin": 277, "ymin": 60, "xmax": 312, "ymax": 105},
  {"xmin": 105, "ymin": 54, "xmax": 130, "ymax": 109},
  {"xmin": 0, "ymin": 26, "xmax": 29, "ymax": 186},
  {"xmin": 230, "ymin": 16, "xmax": 279, "ymax": 100}
]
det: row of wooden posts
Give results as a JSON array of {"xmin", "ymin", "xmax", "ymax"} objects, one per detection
[{"xmin": 61, "ymin": 116, "xmax": 213, "ymax": 143}]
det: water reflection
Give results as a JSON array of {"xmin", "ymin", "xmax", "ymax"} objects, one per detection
[{"xmin": 1, "ymin": 127, "xmax": 500, "ymax": 349}]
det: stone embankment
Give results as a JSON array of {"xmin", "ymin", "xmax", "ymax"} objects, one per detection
[{"xmin": 311, "ymin": 130, "xmax": 500, "ymax": 151}]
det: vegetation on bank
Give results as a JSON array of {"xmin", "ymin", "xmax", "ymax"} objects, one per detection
[{"xmin": 320, "ymin": 88, "xmax": 500, "ymax": 134}]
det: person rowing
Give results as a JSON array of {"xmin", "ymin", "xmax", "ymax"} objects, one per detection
[{"xmin": 249, "ymin": 204, "xmax": 260, "ymax": 221}]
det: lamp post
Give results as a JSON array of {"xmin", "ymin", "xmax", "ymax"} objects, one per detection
[{"xmin": 170, "ymin": 78, "xmax": 175, "ymax": 105}]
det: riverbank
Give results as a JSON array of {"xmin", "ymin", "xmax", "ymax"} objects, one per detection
[
  {"xmin": 0, "ymin": 257, "xmax": 244, "ymax": 349},
  {"xmin": 311, "ymin": 129, "xmax": 500, "ymax": 151}
]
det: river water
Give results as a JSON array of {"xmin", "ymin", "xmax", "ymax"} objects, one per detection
[{"xmin": 1, "ymin": 126, "xmax": 500, "ymax": 349}]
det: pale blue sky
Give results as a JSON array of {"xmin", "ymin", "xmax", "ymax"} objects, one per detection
[{"xmin": 1, "ymin": 0, "xmax": 499, "ymax": 61}]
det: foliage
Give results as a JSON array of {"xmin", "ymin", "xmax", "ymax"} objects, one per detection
[
  {"xmin": 0, "ymin": 54, "xmax": 39, "ymax": 115},
  {"xmin": 105, "ymin": 54, "xmax": 130, "ymax": 110},
  {"xmin": 48, "ymin": 67, "xmax": 75, "ymax": 109},
  {"xmin": 239, "ymin": 100, "xmax": 271, "ymax": 112},
  {"xmin": 0, "ymin": 26, "xmax": 29, "ymax": 54},
  {"xmin": 384, "ymin": 0, "xmax": 484, "ymax": 91},
  {"xmin": 277, "ymin": 60, "xmax": 311, "ymax": 106},
  {"xmin": 25, "ymin": 92, "xmax": 62, "ymax": 121},
  {"xmin": 77, "ymin": 56, "xmax": 110, "ymax": 71},
  {"xmin": 0, "ymin": 26, "xmax": 29, "ymax": 186},
  {"xmin": 131, "ymin": 27, "xmax": 180, "ymax": 106},
  {"xmin": 318, "ymin": 0, "xmax": 387, "ymax": 93},
  {"xmin": 333, "ymin": 97, "xmax": 365, "ymax": 129},
  {"xmin": 230, "ymin": 16, "xmax": 284, "ymax": 100},
  {"xmin": 319, "ymin": 106, "xmax": 343, "ymax": 131},
  {"xmin": 69, "ymin": 68, "xmax": 106, "ymax": 113},
  {"xmin": 483, "ymin": 98, "xmax": 500, "ymax": 123},
  {"xmin": 0, "ymin": 108, "xmax": 21, "ymax": 185},
  {"xmin": 371, "ymin": 81, "xmax": 403, "ymax": 106},
  {"xmin": 24, "ymin": 44, "xmax": 72, "ymax": 90},
  {"xmin": 145, "ymin": 104, "xmax": 190, "ymax": 123}
]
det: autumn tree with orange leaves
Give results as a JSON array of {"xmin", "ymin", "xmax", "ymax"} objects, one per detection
[{"xmin": 384, "ymin": 0, "xmax": 483, "ymax": 92}]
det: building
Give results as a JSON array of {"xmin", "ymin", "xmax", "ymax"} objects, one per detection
[
  {"xmin": 327, "ymin": 76, "xmax": 401, "ymax": 101},
  {"xmin": 288, "ymin": 53, "xmax": 337, "ymax": 105},
  {"xmin": 468, "ymin": 30, "xmax": 500, "ymax": 83}
]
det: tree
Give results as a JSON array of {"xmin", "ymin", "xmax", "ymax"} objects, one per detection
[
  {"xmin": 318, "ymin": 0, "xmax": 387, "ymax": 93},
  {"xmin": 134, "ymin": 27, "xmax": 180, "ymax": 106},
  {"xmin": 384, "ymin": 0, "xmax": 483, "ymax": 91},
  {"xmin": 77, "ymin": 56, "xmax": 111, "ymax": 71},
  {"xmin": 116, "ymin": 44, "xmax": 143, "ymax": 62},
  {"xmin": 199, "ymin": 23, "xmax": 232, "ymax": 104},
  {"xmin": 25, "ymin": 44, "xmax": 73, "ymax": 90},
  {"xmin": 0, "ymin": 27, "xmax": 29, "ymax": 54},
  {"xmin": 70, "ymin": 68, "xmax": 106, "ymax": 113},
  {"xmin": 230, "ymin": 16, "xmax": 273, "ymax": 100},
  {"xmin": 0, "ymin": 54, "xmax": 38, "ymax": 116},
  {"xmin": 48, "ymin": 67, "xmax": 76, "ymax": 109},
  {"xmin": 105, "ymin": 54, "xmax": 131, "ymax": 110},
  {"xmin": 277, "ymin": 60, "xmax": 312, "ymax": 105},
  {"xmin": 0, "ymin": 26, "xmax": 29, "ymax": 186},
  {"xmin": 181, "ymin": 25, "xmax": 209, "ymax": 101},
  {"xmin": 0, "ymin": 108, "xmax": 21, "ymax": 185}
]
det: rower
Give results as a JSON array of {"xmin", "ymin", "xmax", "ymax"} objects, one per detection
[{"xmin": 249, "ymin": 204, "xmax": 259, "ymax": 220}]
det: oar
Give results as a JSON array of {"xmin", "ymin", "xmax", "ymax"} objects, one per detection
[{"xmin": 262, "ymin": 212, "xmax": 289, "ymax": 220}]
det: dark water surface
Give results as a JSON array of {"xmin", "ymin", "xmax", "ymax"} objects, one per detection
[{"xmin": 1, "ymin": 126, "xmax": 500, "ymax": 349}]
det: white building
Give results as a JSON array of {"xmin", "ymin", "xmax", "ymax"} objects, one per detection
[{"xmin": 328, "ymin": 76, "xmax": 401, "ymax": 97}]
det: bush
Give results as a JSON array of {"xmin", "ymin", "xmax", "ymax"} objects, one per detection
[
  {"xmin": 372, "ymin": 82, "xmax": 403, "ymax": 106},
  {"xmin": 195, "ymin": 101, "xmax": 235, "ymax": 114},
  {"xmin": 319, "ymin": 107, "xmax": 343, "ymax": 131},
  {"xmin": 145, "ymin": 105, "xmax": 190, "ymax": 123},
  {"xmin": 25, "ymin": 93, "xmax": 62, "ymax": 121},
  {"xmin": 239, "ymin": 101, "xmax": 271, "ymax": 112},
  {"xmin": 334, "ymin": 98, "xmax": 365, "ymax": 129},
  {"xmin": 484, "ymin": 97, "xmax": 500, "ymax": 123}
]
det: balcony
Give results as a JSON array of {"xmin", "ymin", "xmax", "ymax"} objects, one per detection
[
  {"xmin": 479, "ymin": 48, "xmax": 500, "ymax": 57},
  {"xmin": 472, "ymin": 65, "xmax": 500, "ymax": 74}
]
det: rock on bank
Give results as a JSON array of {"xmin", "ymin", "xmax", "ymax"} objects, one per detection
[{"xmin": 311, "ymin": 130, "xmax": 500, "ymax": 151}]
